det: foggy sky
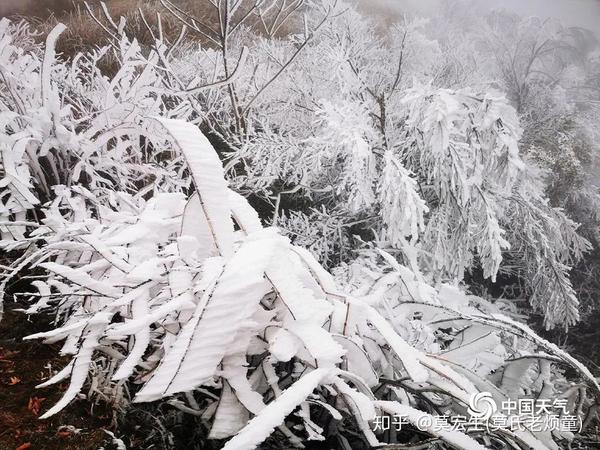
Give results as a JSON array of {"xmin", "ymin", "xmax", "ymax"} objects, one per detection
[{"xmin": 365, "ymin": 0, "xmax": 600, "ymax": 35}]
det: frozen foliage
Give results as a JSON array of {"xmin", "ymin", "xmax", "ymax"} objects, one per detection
[
  {"xmin": 209, "ymin": 6, "xmax": 590, "ymax": 329},
  {"xmin": 5, "ymin": 115, "xmax": 597, "ymax": 449},
  {"xmin": 0, "ymin": 18, "xmax": 196, "ymax": 245},
  {"xmin": 0, "ymin": 1, "xmax": 599, "ymax": 448},
  {"xmin": 428, "ymin": 6, "xmax": 600, "ymax": 316}
]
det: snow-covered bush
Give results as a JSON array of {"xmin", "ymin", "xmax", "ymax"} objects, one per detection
[
  {"xmin": 7, "ymin": 118, "xmax": 598, "ymax": 450},
  {"xmin": 0, "ymin": 17, "xmax": 200, "ymax": 246}
]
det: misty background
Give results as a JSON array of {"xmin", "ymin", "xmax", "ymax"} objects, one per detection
[
  {"xmin": 364, "ymin": 0, "xmax": 600, "ymax": 35},
  {"xmin": 3, "ymin": 0, "xmax": 600, "ymax": 36}
]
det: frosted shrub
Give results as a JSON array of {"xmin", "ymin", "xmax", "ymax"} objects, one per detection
[
  {"xmin": 0, "ymin": 19, "xmax": 193, "ymax": 246},
  {"xmin": 13, "ymin": 118, "xmax": 599, "ymax": 450}
]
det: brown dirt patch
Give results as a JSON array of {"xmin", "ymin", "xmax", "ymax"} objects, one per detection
[{"xmin": 0, "ymin": 302, "xmax": 114, "ymax": 450}]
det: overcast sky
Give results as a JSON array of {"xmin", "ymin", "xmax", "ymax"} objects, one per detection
[{"xmin": 364, "ymin": 0, "xmax": 600, "ymax": 35}]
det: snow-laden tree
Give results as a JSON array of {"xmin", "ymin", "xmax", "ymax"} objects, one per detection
[
  {"xmin": 182, "ymin": 5, "xmax": 590, "ymax": 329},
  {"xmin": 426, "ymin": 7, "xmax": 600, "ymax": 319}
]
